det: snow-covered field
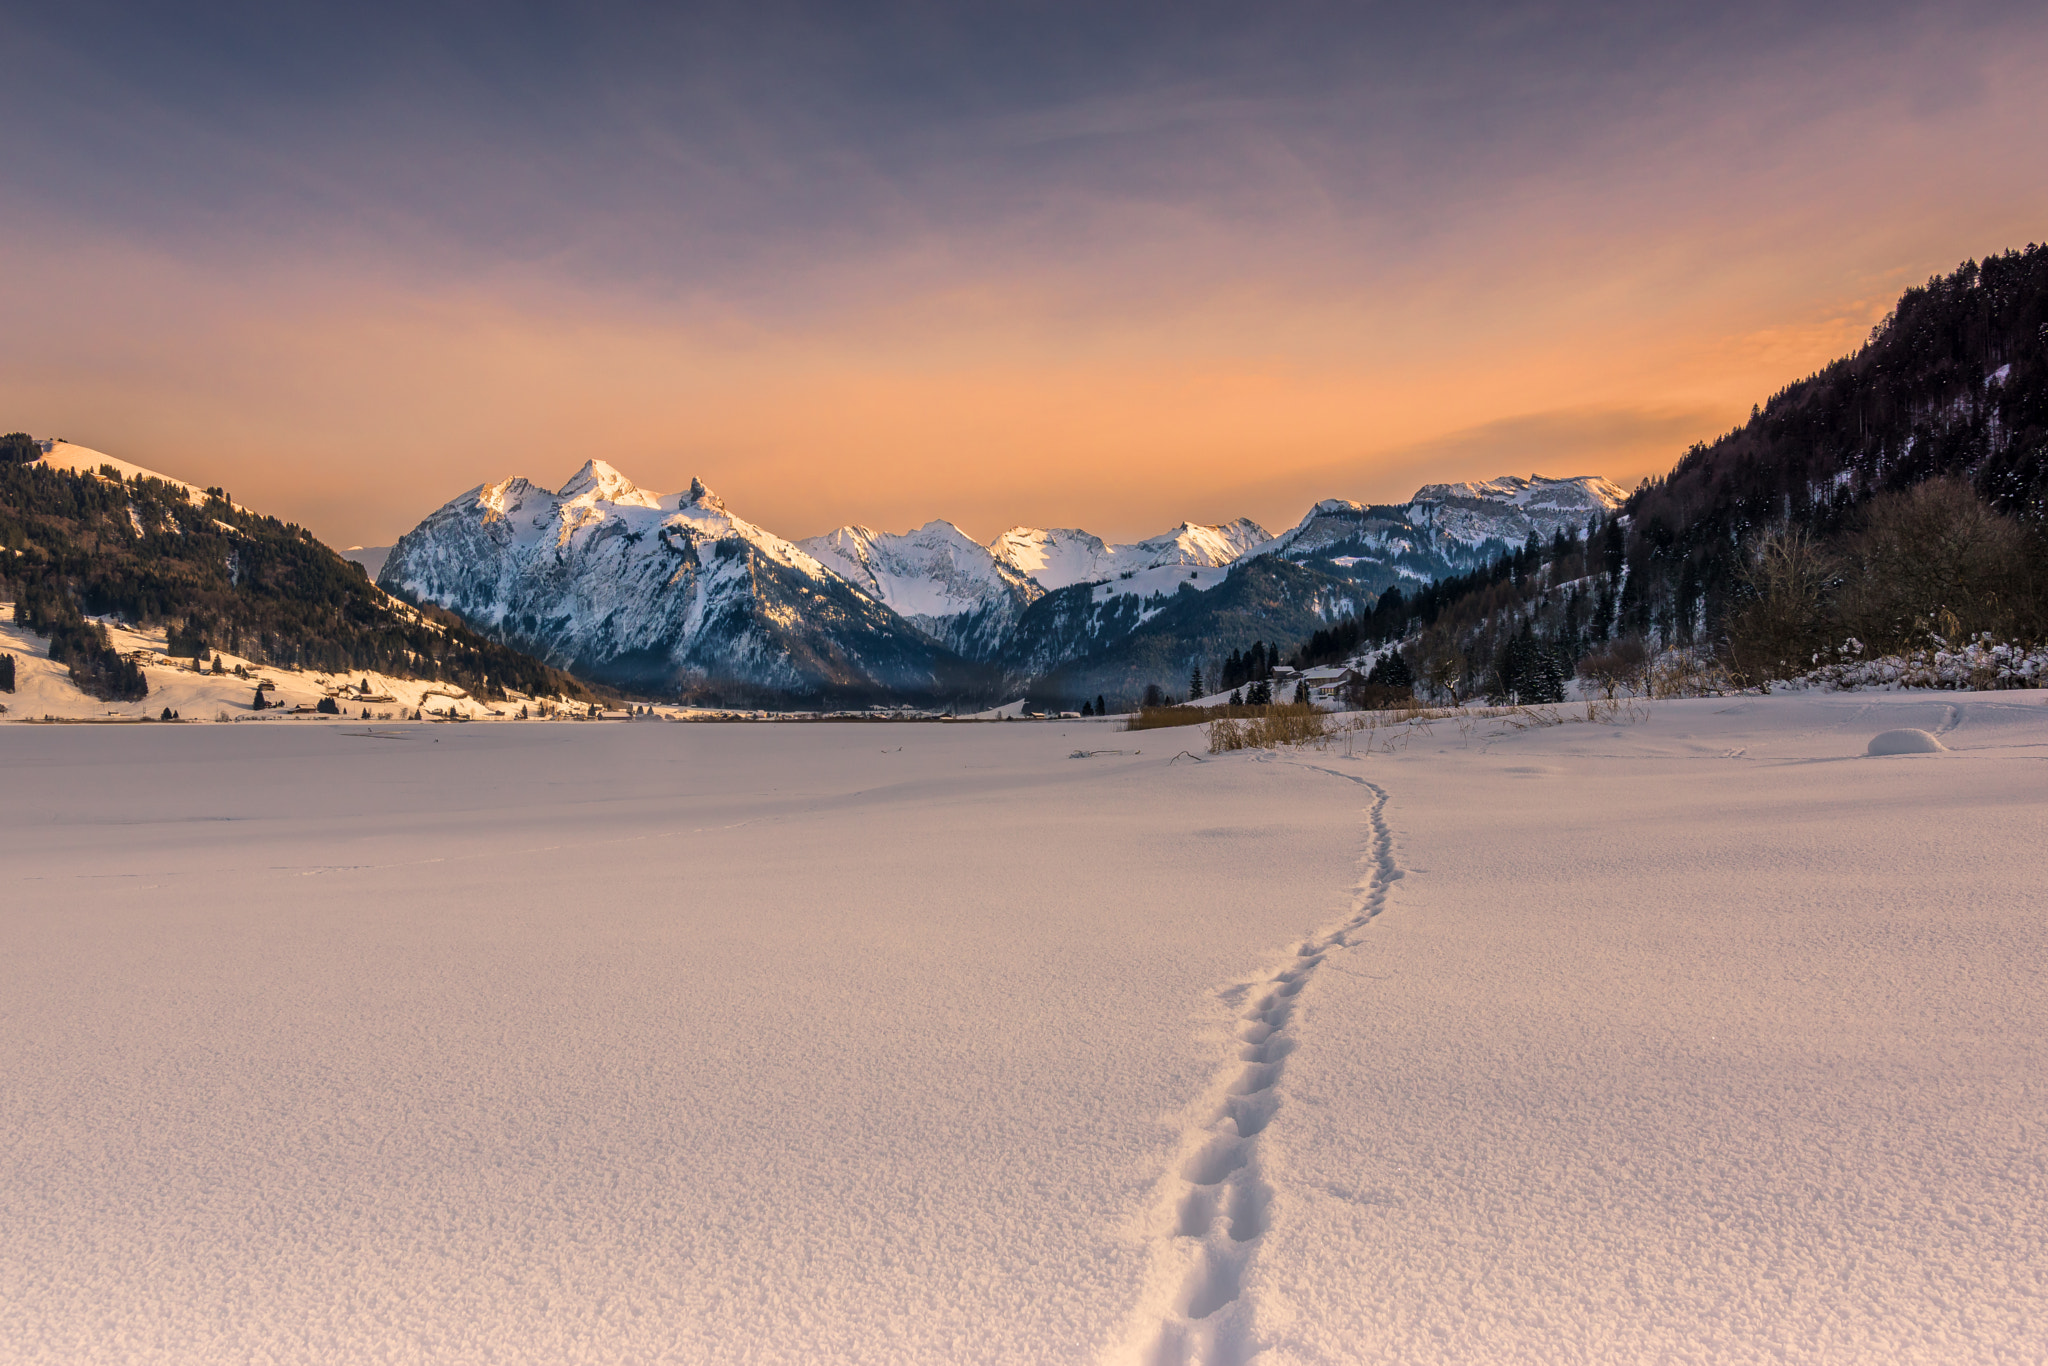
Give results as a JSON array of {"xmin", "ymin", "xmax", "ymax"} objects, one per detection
[{"xmin": 3, "ymin": 694, "xmax": 2043, "ymax": 1363}]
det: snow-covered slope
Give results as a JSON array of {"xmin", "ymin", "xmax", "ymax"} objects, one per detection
[
  {"xmin": 10, "ymin": 695, "xmax": 2041, "ymax": 1361},
  {"xmin": 797, "ymin": 521, "xmax": 1040, "ymax": 660},
  {"xmin": 380, "ymin": 461, "xmax": 975, "ymax": 702},
  {"xmin": 988, "ymin": 518, "xmax": 1271, "ymax": 591},
  {"xmin": 34, "ymin": 440, "xmax": 247, "ymax": 512},
  {"xmin": 0, "ymin": 608, "xmax": 584, "ymax": 722}
]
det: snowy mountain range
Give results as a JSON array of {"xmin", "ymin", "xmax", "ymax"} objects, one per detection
[
  {"xmin": 379, "ymin": 463, "xmax": 1625, "ymax": 703},
  {"xmin": 379, "ymin": 461, "xmax": 976, "ymax": 704}
]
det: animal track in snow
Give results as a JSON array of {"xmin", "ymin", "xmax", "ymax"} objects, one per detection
[{"xmin": 1112, "ymin": 775, "xmax": 1397, "ymax": 1365}]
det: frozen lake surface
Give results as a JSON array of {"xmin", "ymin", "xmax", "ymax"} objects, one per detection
[{"xmin": 3, "ymin": 694, "xmax": 2044, "ymax": 1363}]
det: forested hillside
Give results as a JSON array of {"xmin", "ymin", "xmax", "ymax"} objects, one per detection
[
  {"xmin": 1301, "ymin": 245, "xmax": 2048, "ymax": 698},
  {"xmin": 0, "ymin": 452, "xmax": 592, "ymax": 703}
]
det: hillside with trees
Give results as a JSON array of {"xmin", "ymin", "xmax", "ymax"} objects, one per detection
[
  {"xmin": 0, "ymin": 451, "xmax": 593, "ymax": 704},
  {"xmin": 1297, "ymin": 245, "xmax": 2048, "ymax": 699}
]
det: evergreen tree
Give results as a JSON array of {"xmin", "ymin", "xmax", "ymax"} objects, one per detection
[
  {"xmin": 1366, "ymin": 650, "xmax": 1413, "ymax": 691},
  {"xmin": 1229, "ymin": 687, "xmax": 1244, "ymax": 707},
  {"xmin": 0, "ymin": 652, "xmax": 12, "ymax": 693},
  {"xmin": 1080, "ymin": 700, "xmax": 1093, "ymax": 716},
  {"xmin": 1189, "ymin": 664, "xmax": 1204, "ymax": 699},
  {"xmin": 1526, "ymin": 646, "xmax": 1567, "ymax": 704},
  {"xmin": 1095, "ymin": 694, "xmax": 1106, "ymax": 716},
  {"xmin": 1293, "ymin": 679, "xmax": 1309, "ymax": 706}
]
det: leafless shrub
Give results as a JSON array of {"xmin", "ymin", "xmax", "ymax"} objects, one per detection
[
  {"xmin": 1648, "ymin": 649, "xmax": 1731, "ymax": 698},
  {"xmin": 1578, "ymin": 636, "xmax": 1651, "ymax": 698},
  {"xmin": 1724, "ymin": 527, "xmax": 1836, "ymax": 689}
]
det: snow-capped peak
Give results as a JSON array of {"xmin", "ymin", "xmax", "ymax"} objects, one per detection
[{"xmin": 559, "ymin": 459, "xmax": 661, "ymax": 509}]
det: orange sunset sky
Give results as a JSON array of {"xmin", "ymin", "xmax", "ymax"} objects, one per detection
[{"xmin": 4, "ymin": 2, "xmax": 2046, "ymax": 548}]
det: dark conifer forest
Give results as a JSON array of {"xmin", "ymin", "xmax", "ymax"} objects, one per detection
[
  {"xmin": 0, "ymin": 457, "xmax": 592, "ymax": 702},
  {"xmin": 1297, "ymin": 245, "xmax": 2048, "ymax": 699}
]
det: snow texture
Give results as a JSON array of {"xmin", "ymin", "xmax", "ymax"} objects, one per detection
[{"xmin": 4, "ymin": 691, "xmax": 2042, "ymax": 1363}]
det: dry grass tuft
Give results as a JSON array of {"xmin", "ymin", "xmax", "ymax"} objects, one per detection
[
  {"xmin": 1123, "ymin": 704, "xmax": 1212, "ymax": 732},
  {"xmin": 1207, "ymin": 703, "xmax": 1330, "ymax": 752}
]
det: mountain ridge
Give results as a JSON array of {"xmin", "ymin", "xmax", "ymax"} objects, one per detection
[{"xmin": 376, "ymin": 460, "xmax": 1623, "ymax": 704}]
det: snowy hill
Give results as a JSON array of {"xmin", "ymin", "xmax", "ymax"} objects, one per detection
[
  {"xmin": 380, "ymin": 461, "xmax": 981, "ymax": 703},
  {"xmin": 796, "ymin": 521, "xmax": 1040, "ymax": 660},
  {"xmin": 35, "ymin": 440, "xmax": 247, "ymax": 512}
]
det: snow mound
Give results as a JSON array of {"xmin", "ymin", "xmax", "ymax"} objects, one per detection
[{"xmin": 1867, "ymin": 728, "xmax": 1946, "ymax": 755}]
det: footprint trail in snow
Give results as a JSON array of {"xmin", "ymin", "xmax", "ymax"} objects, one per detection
[{"xmin": 1115, "ymin": 770, "xmax": 1398, "ymax": 1366}]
